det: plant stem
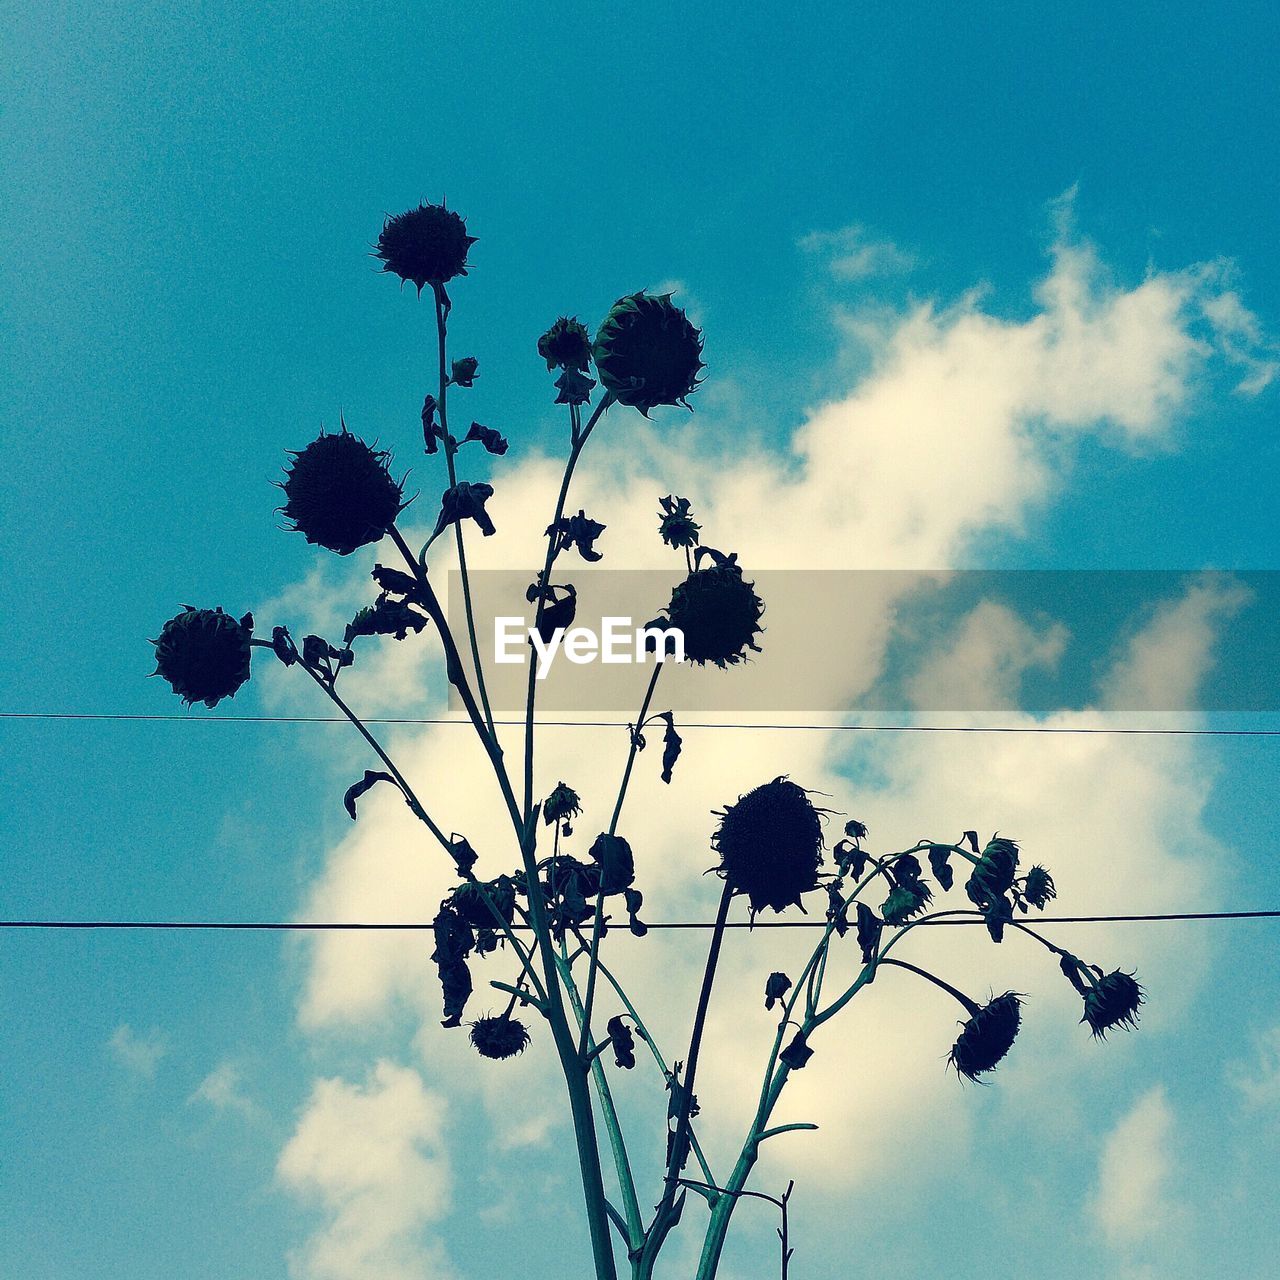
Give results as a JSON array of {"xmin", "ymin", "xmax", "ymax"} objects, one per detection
[
  {"xmin": 577, "ymin": 662, "xmax": 664, "ymax": 1055},
  {"xmin": 522, "ymin": 392, "xmax": 613, "ymax": 819},
  {"xmin": 430, "ymin": 284, "xmax": 500, "ymax": 744},
  {"xmin": 640, "ymin": 881, "xmax": 734, "ymax": 1276},
  {"xmin": 558, "ymin": 951, "xmax": 645, "ymax": 1258}
]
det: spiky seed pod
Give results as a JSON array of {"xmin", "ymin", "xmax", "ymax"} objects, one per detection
[
  {"xmin": 375, "ymin": 201, "xmax": 476, "ymax": 292},
  {"xmin": 152, "ymin": 607, "xmax": 253, "ymax": 708},
  {"xmin": 713, "ymin": 777, "xmax": 824, "ymax": 914},
  {"xmin": 537, "ymin": 317, "xmax": 592, "ymax": 371},
  {"xmin": 593, "ymin": 291, "xmax": 704, "ymax": 415},
  {"xmin": 1022, "ymin": 865, "xmax": 1057, "ymax": 909},
  {"xmin": 661, "ymin": 559, "xmax": 764, "ymax": 668},
  {"xmin": 469, "ymin": 1014, "xmax": 531, "ymax": 1061},
  {"xmin": 948, "ymin": 992, "xmax": 1023, "ymax": 1081},
  {"xmin": 1082, "ymin": 970, "xmax": 1144, "ymax": 1038},
  {"xmin": 280, "ymin": 428, "xmax": 405, "ymax": 556},
  {"xmin": 450, "ymin": 877, "xmax": 517, "ymax": 929}
]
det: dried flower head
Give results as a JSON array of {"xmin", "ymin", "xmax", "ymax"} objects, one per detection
[
  {"xmin": 543, "ymin": 781, "xmax": 582, "ymax": 829},
  {"xmin": 713, "ymin": 777, "xmax": 824, "ymax": 913},
  {"xmin": 1082, "ymin": 970, "xmax": 1144, "ymax": 1038},
  {"xmin": 966, "ymin": 835, "xmax": 1020, "ymax": 908},
  {"xmin": 658, "ymin": 495, "xmax": 701, "ymax": 549},
  {"xmin": 469, "ymin": 1014, "xmax": 531, "ymax": 1061},
  {"xmin": 375, "ymin": 201, "xmax": 476, "ymax": 292},
  {"xmin": 660, "ymin": 553, "xmax": 763, "ymax": 667},
  {"xmin": 1022, "ymin": 865, "xmax": 1057, "ymax": 910},
  {"xmin": 948, "ymin": 992, "xmax": 1023, "ymax": 1081},
  {"xmin": 152, "ymin": 606, "xmax": 253, "ymax": 708},
  {"xmin": 450, "ymin": 877, "xmax": 517, "ymax": 929},
  {"xmin": 538, "ymin": 317, "xmax": 593, "ymax": 371},
  {"xmin": 281, "ymin": 428, "xmax": 405, "ymax": 556},
  {"xmin": 593, "ymin": 291, "xmax": 704, "ymax": 415}
]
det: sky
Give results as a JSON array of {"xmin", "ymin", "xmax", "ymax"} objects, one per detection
[{"xmin": 3, "ymin": 3, "xmax": 1280, "ymax": 1278}]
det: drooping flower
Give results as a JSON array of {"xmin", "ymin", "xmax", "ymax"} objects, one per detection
[
  {"xmin": 538, "ymin": 316, "xmax": 593, "ymax": 371},
  {"xmin": 469, "ymin": 1014, "xmax": 531, "ymax": 1060},
  {"xmin": 450, "ymin": 356, "xmax": 479, "ymax": 387},
  {"xmin": 543, "ymin": 781, "xmax": 582, "ymax": 830},
  {"xmin": 151, "ymin": 607, "xmax": 254, "ymax": 708},
  {"xmin": 547, "ymin": 510, "xmax": 606, "ymax": 561},
  {"xmin": 433, "ymin": 481, "xmax": 496, "ymax": 538},
  {"xmin": 607, "ymin": 1015, "xmax": 636, "ymax": 1069},
  {"xmin": 1082, "ymin": 970, "xmax": 1144, "ymax": 1038},
  {"xmin": 659, "ymin": 551, "xmax": 764, "ymax": 668},
  {"xmin": 1021, "ymin": 864, "xmax": 1057, "ymax": 910},
  {"xmin": 450, "ymin": 876, "xmax": 517, "ymax": 929},
  {"xmin": 948, "ymin": 992, "xmax": 1023, "ymax": 1081},
  {"xmin": 280, "ymin": 427, "xmax": 405, "ymax": 556},
  {"xmin": 965, "ymin": 835, "xmax": 1020, "ymax": 908},
  {"xmin": 593, "ymin": 291, "xmax": 704, "ymax": 415},
  {"xmin": 764, "ymin": 972, "xmax": 792, "ymax": 1011},
  {"xmin": 712, "ymin": 777, "xmax": 824, "ymax": 913},
  {"xmin": 375, "ymin": 201, "xmax": 476, "ymax": 292},
  {"xmin": 658, "ymin": 495, "xmax": 701, "ymax": 549},
  {"xmin": 880, "ymin": 880, "xmax": 932, "ymax": 926}
]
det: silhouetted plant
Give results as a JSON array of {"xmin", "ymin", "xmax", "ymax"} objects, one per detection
[{"xmin": 151, "ymin": 200, "xmax": 1146, "ymax": 1280}]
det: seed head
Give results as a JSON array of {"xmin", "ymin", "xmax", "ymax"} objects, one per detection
[
  {"xmin": 712, "ymin": 777, "xmax": 824, "ymax": 914},
  {"xmin": 660, "ymin": 554, "xmax": 763, "ymax": 667},
  {"xmin": 375, "ymin": 201, "xmax": 476, "ymax": 292},
  {"xmin": 948, "ymin": 992, "xmax": 1023, "ymax": 1081},
  {"xmin": 281, "ymin": 428, "xmax": 405, "ymax": 556},
  {"xmin": 152, "ymin": 607, "xmax": 253, "ymax": 708},
  {"xmin": 593, "ymin": 291, "xmax": 704, "ymax": 415},
  {"xmin": 537, "ymin": 317, "xmax": 593, "ymax": 371},
  {"xmin": 1082, "ymin": 970, "xmax": 1144, "ymax": 1038},
  {"xmin": 469, "ymin": 1014, "xmax": 531, "ymax": 1061}
]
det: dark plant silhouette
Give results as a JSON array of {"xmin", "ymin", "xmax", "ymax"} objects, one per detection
[{"xmin": 151, "ymin": 200, "xmax": 1145, "ymax": 1280}]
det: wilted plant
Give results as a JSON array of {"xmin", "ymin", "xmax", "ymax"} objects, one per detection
[{"xmin": 152, "ymin": 201, "xmax": 1145, "ymax": 1280}]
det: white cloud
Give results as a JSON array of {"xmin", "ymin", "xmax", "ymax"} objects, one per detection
[
  {"xmin": 189, "ymin": 1061, "xmax": 258, "ymax": 1119},
  {"xmin": 1228, "ymin": 1024, "xmax": 1280, "ymax": 1111},
  {"xmin": 1090, "ymin": 1086, "xmax": 1179, "ymax": 1244},
  {"xmin": 800, "ymin": 224, "xmax": 916, "ymax": 280},
  {"xmin": 108, "ymin": 1024, "xmax": 167, "ymax": 1079},
  {"xmin": 906, "ymin": 599, "xmax": 1068, "ymax": 710},
  {"xmin": 277, "ymin": 1061, "xmax": 453, "ymax": 1280}
]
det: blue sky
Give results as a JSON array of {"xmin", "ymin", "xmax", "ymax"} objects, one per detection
[{"xmin": 3, "ymin": 3, "xmax": 1280, "ymax": 1278}]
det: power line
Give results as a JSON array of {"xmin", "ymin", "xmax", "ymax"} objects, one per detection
[
  {"xmin": 2, "ymin": 712, "xmax": 1279, "ymax": 737},
  {"xmin": 3, "ymin": 910, "xmax": 1278, "ymax": 932}
]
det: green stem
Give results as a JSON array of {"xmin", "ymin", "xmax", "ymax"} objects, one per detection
[
  {"xmin": 522, "ymin": 392, "xmax": 614, "ymax": 820},
  {"xmin": 641, "ymin": 882, "xmax": 734, "ymax": 1275},
  {"xmin": 578, "ymin": 662, "xmax": 664, "ymax": 1056},
  {"xmin": 558, "ymin": 951, "xmax": 645, "ymax": 1257},
  {"xmin": 431, "ymin": 283, "xmax": 500, "ymax": 744}
]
